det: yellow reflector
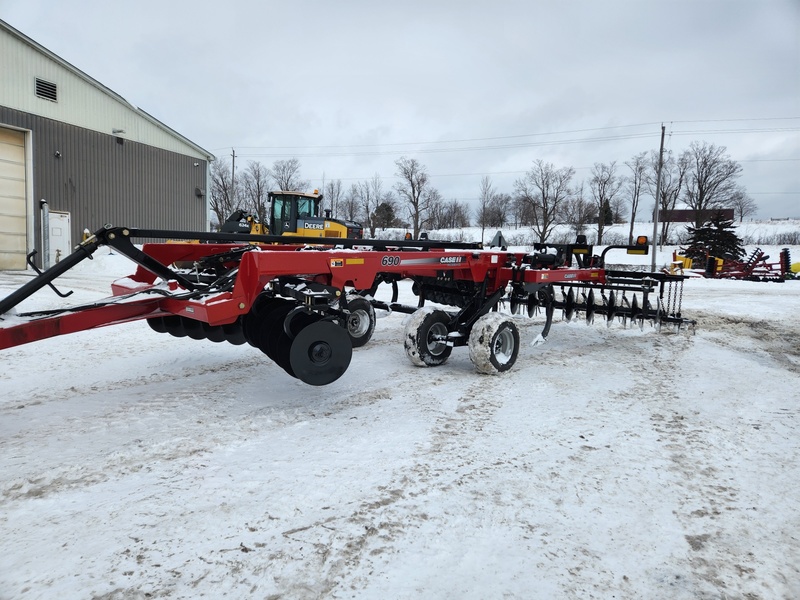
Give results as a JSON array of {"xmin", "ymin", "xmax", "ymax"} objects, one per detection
[{"xmin": 346, "ymin": 258, "xmax": 365, "ymax": 265}]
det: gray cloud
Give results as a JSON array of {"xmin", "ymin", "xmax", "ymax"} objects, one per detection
[{"xmin": 4, "ymin": 0, "xmax": 798, "ymax": 216}]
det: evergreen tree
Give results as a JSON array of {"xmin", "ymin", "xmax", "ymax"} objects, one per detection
[{"xmin": 683, "ymin": 211, "xmax": 745, "ymax": 267}]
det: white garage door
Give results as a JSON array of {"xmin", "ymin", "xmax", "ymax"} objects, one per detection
[{"xmin": 0, "ymin": 127, "xmax": 28, "ymax": 270}]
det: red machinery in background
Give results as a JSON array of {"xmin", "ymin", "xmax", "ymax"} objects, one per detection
[{"xmin": 704, "ymin": 247, "xmax": 792, "ymax": 282}]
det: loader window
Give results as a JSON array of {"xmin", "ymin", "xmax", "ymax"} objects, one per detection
[
  {"xmin": 297, "ymin": 197, "xmax": 318, "ymax": 218},
  {"xmin": 273, "ymin": 197, "xmax": 288, "ymax": 221}
]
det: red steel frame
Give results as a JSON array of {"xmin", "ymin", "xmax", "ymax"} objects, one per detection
[{"xmin": 1, "ymin": 241, "xmax": 606, "ymax": 350}]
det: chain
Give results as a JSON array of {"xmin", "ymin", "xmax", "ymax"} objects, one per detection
[{"xmin": 666, "ymin": 281, "xmax": 674, "ymax": 317}]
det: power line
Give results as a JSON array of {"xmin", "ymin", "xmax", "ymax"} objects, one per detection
[{"xmin": 210, "ymin": 117, "xmax": 800, "ymax": 154}]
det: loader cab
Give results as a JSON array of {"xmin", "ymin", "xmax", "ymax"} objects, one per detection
[
  {"xmin": 268, "ymin": 190, "xmax": 364, "ymax": 239},
  {"xmin": 269, "ymin": 190, "xmax": 323, "ymax": 235}
]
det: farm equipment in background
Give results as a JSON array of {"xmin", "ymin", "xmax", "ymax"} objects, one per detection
[
  {"xmin": 0, "ymin": 226, "xmax": 693, "ymax": 386},
  {"xmin": 219, "ymin": 209, "xmax": 267, "ymax": 235},
  {"xmin": 221, "ymin": 190, "xmax": 364, "ymax": 239},
  {"xmin": 703, "ymin": 247, "xmax": 792, "ymax": 282}
]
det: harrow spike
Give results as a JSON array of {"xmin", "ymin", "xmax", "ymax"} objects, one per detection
[{"xmin": 630, "ymin": 295, "xmax": 640, "ymax": 328}]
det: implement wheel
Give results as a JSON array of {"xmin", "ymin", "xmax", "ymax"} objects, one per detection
[
  {"xmin": 468, "ymin": 313, "xmax": 520, "ymax": 374},
  {"xmin": 289, "ymin": 320, "xmax": 352, "ymax": 386},
  {"xmin": 342, "ymin": 294, "xmax": 376, "ymax": 348},
  {"xmin": 404, "ymin": 308, "xmax": 452, "ymax": 367}
]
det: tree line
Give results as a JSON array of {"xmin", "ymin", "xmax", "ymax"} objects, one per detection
[{"xmin": 210, "ymin": 141, "xmax": 758, "ymax": 242}]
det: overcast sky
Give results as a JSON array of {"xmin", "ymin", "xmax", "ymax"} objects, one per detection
[{"xmin": 3, "ymin": 0, "xmax": 799, "ymax": 218}]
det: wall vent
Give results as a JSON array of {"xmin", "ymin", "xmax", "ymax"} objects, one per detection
[{"xmin": 35, "ymin": 78, "xmax": 58, "ymax": 102}]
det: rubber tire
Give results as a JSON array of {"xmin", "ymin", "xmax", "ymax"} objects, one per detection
[
  {"xmin": 468, "ymin": 313, "xmax": 520, "ymax": 374},
  {"xmin": 343, "ymin": 294, "xmax": 375, "ymax": 348},
  {"xmin": 404, "ymin": 308, "xmax": 452, "ymax": 367}
]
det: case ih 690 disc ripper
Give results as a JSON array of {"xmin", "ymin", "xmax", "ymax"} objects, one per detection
[{"xmin": 0, "ymin": 226, "xmax": 693, "ymax": 385}]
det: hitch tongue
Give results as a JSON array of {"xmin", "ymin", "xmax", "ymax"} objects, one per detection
[{"xmin": 26, "ymin": 250, "xmax": 74, "ymax": 299}]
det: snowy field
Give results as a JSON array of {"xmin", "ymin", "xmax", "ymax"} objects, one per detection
[{"xmin": 1, "ymin": 241, "xmax": 799, "ymax": 599}]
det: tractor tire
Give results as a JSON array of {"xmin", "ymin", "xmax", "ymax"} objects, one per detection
[
  {"xmin": 468, "ymin": 313, "xmax": 520, "ymax": 374},
  {"xmin": 342, "ymin": 294, "xmax": 375, "ymax": 348},
  {"xmin": 404, "ymin": 308, "xmax": 452, "ymax": 367}
]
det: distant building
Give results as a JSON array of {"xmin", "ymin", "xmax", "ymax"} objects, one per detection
[
  {"xmin": 0, "ymin": 19, "xmax": 214, "ymax": 270},
  {"xmin": 658, "ymin": 208, "xmax": 734, "ymax": 223}
]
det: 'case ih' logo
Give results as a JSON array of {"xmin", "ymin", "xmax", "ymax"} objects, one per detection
[{"xmin": 440, "ymin": 256, "xmax": 464, "ymax": 264}]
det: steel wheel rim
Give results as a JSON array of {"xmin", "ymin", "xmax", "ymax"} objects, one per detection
[
  {"xmin": 347, "ymin": 309, "xmax": 370, "ymax": 338},
  {"xmin": 427, "ymin": 322, "xmax": 448, "ymax": 356},
  {"xmin": 493, "ymin": 328, "xmax": 515, "ymax": 365}
]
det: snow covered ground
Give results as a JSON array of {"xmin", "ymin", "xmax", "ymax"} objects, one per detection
[{"xmin": 1, "ymin": 242, "xmax": 799, "ymax": 599}]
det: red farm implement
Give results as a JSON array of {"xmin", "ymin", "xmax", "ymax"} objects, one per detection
[
  {"xmin": 0, "ymin": 226, "xmax": 694, "ymax": 385},
  {"xmin": 704, "ymin": 247, "xmax": 792, "ymax": 282}
]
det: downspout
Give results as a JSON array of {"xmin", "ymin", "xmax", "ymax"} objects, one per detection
[{"xmin": 40, "ymin": 199, "xmax": 50, "ymax": 270}]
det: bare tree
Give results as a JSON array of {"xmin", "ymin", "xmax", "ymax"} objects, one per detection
[
  {"xmin": 514, "ymin": 159, "xmax": 575, "ymax": 243},
  {"xmin": 359, "ymin": 174, "xmax": 385, "ymax": 238},
  {"xmin": 561, "ymin": 182, "xmax": 596, "ymax": 239},
  {"xmin": 647, "ymin": 149, "xmax": 689, "ymax": 245},
  {"xmin": 511, "ymin": 195, "xmax": 534, "ymax": 227},
  {"xmin": 730, "ymin": 186, "xmax": 758, "ymax": 222},
  {"xmin": 428, "ymin": 198, "xmax": 471, "ymax": 230},
  {"xmin": 624, "ymin": 152, "xmax": 648, "ymax": 244},
  {"xmin": 394, "ymin": 157, "xmax": 433, "ymax": 239},
  {"xmin": 484, "ymin": 193, "xmax": 511, "ymax": 229},
  {"xmin": 209, "ymin": 159, "xmax": 235, "ymax": 230},
  {"xmin": 240, "ymin": 161, "xmax": 271, "ymax": 225},
  {"xmin": 325, "ymin": 179, "xmax": 343, "ymax": 219},
  {"xmin": 341, "ymin": 183, "xmax": 361, "ymax": 222},
  {"xmin": 270, "ymin": 158, "xmax": 309, "ymax": 191},
  {"xmin": 477, "ymin": 176, "xmax": 495, "ymax": 243},
  {"xmin": 446, "ymin": 199, "xmax": 471, "ymax": 228},
  {"xmin": 422, "ymin": 188, "xmax": 444, "ymax": 232},
  {"xmin": 589, "ymin": 162, "xmax": 623, "ymax": 245},
  {"xmin": 682, "ymin": 141, "xmax": 743, "ymax": 228}
]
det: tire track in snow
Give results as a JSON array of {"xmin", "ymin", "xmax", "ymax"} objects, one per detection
[
  {"xmin": 690, "ymin": 310, "xmax": 800, "ymax": 376},
  {"xmin": 633, "ymin": 330, "xmax": 799, "ymax": 599},
  {"xmin": 229, "ymin": 355, "xmax": 511, "ymax": 596}
]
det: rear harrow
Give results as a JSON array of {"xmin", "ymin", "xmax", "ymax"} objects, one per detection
[
  {"xmin": 704, "ymin": 247, "xmax": 792, "ymax": 282},
  {"xmin": 0, "ymin": 226, "xmax": 694, "ymax": 386}
]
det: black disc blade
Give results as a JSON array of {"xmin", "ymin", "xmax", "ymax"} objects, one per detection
[
  {"xmin": 289, "ymin": 321, "xmax": 352, "ymax": 386},
  {"xmin": 564, "ymin": 288, "xmax": 575, "ymax": 322},
  {"xmin": 202, "ymin": 322, "xmax": 227, "ymax": 343},
  {"xmin": 223, "ymin": 318, "xmax": 248, "ymax": 345},
  {"xmin": 606, "ymin": 291, "xmax": 616, "ymax": 324}
]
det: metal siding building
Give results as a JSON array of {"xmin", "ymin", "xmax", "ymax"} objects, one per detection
[{"xmin": 0, "ymin": 19, "xmax": 214, "ymax": 270}]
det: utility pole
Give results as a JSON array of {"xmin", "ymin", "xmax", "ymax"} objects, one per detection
[
  {"xmin": 651, "ymin": 124, "xmax": 665, "ymax": 272},
  {"xmin": 231, "ymin": 148, "xmax": 236, "ymax": 207}
]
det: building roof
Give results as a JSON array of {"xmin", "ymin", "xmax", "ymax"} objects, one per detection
[{"xmin": 0, "ymin": 18, "xmax": 214, "ymax": 161}]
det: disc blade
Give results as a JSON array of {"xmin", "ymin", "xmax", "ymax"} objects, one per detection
[{"xmin": 289, "ymin": 321, "xmax": 353, "ymax": 386}]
